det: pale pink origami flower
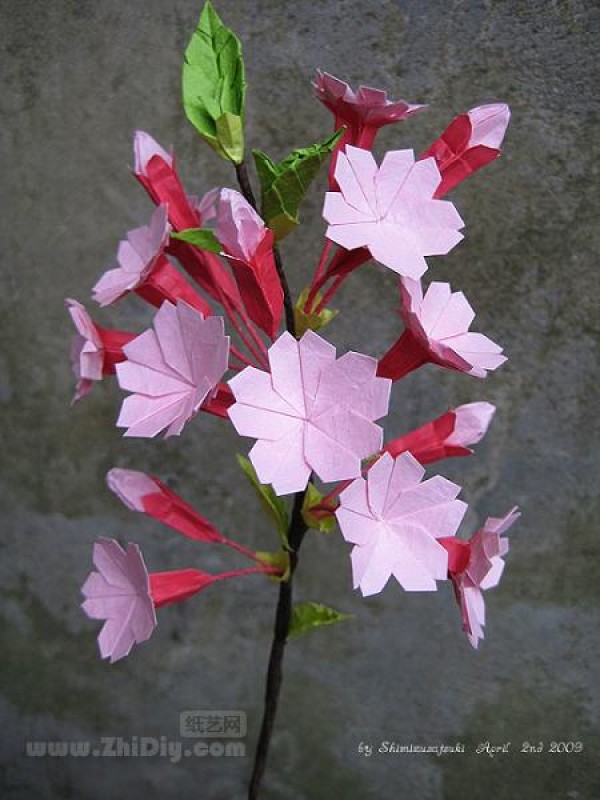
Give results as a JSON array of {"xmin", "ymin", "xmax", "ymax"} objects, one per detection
[
  {"xmin": 378, "ymin": 279, "xmax": 507, "ymax": 380},
  {"xmin": 66, "ymin": 298, "xmax": 134, "ymax": 404},
  {"xmin": 81, "ymin": 538, "xmax": 157, "ymax": 663},
  {"xmin": 116, "ymin": 300, "xmax": 230, "ymax": 438},
  {"xmin": 442, "ymin": 507, "xmax": 519, "ymax": 648},
  {"xmin": 215, "ymin": 189, "xmax": 283, "ymax": 337},
  {"xmin": 336, "ymin": 451, "xmax": 467, "ymax": 596},
  {"xmin": 384, "ymin": 401, "xmax": 496, "ymax": 464},
  {"xmin": 323, "ymin": 146, "xmax": 464, "ymax": 279},
  {"xmin": 228, "ymin": 330, "xmax": 391, "ymax": 495},
  {"xmin": 422, "ymin": 104, "xmax": 511, "ymax": 198},
  {"xmin": 92, "ymin": 205, "xmax": 171, "ymax": 306}
]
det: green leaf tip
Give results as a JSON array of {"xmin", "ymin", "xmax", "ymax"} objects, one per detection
[
  {"xmin": 171, "ymin": 228, "xmax": 222, "ymax": 252},
  {"xmin": 236, "ymin": 454, "xmax": 289, "ymax": 548},
  {"xmin": 182, "ymin": 1, "xmax": 246, "ymax": 163},
  {"xmin": 252, "ymin": 127, "xmax": 345, "ymax": 240},
  {"xmin": 289, "ymin": 602, "xmax": 352, "ymax": 638}
]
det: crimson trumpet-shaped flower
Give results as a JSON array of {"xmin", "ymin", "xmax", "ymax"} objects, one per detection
[
  {"xmin": 116, "ymin": 300, "xmax": 230, "ymax": 438},
  {"xmin": 384, "ymin": 401, "xmax": 496, "ymax": 464},
  {"xmin": 313, "ymin": 70, "xmax": 425, "ymax": 186},
  {"xmin": 377, "ymin": 279, "xmax": 507, "ymax": 380},
  {"xmin": 66, "ymin": 298, "xmax": 135, "ymax": 404},
  {"xmin": 421, "ymin": 103, "xmax": 511, "ymax": 198},
  {"xmin": 215, "ymin": 189, "xmax": 283, "ymax": 338},
  {"xmin": 440, "ymin": 507, "xmax": 520, "ymax": 648},
  {"xmin": 336, "ymin": 452, "xmax": 467, "ymax": 596},
  {"xmin": 323, "ymin": 146, "xmax": 464, "ymax": 279},
  {"xmin": 228, "ymin": 330, "xmax": 391, "ymax": 495},
  {"xmin": 92, "ymin": 205, "xmax": 210, "ymax": 316}
]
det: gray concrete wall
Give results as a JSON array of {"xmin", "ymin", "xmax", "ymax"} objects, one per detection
[{"xmin": 1, "ymin": 1, "xmax": 599, "ymax": 798}]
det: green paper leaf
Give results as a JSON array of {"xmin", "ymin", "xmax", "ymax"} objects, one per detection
[
  {"xmin": 182, "ymin": 1, "xmax": 246, "ymax": 163},
  {"xmin": 294, "ymin": 288, "xmax": 339, "ymax": 338},
  {"xmin": 171, "ymin": 228, "xmax": 222, "ymax": 252},
  {"xmin": 289, "ymin": 602, "xmax": 352, "ymax": 638},
  {"xmin": 236, "ymin": 454, "xmax": 289, "ymax": 548},
  {"xmin": 301, "ymin": 482, "xmax": 337, "ymax": 533},
  {"xmin": 252, "ymin": 128, "xmax": 345, "ymax": 240}
]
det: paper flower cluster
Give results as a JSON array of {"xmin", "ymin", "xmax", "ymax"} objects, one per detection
[{"xmin": 67, "ymin": 1, "xmax": 519, "ymax": 667}]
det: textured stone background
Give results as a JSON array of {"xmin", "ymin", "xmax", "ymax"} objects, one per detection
[{"xmin": 2, "ymin": 0, "xmax": 599, "ymax": 798}]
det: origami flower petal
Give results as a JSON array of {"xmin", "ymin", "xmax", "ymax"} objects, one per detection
[
  {"xmin": 324, "ymin": 146, "xmax": 464, "ymax": 279},
  {"xmin": 133, "ymin": 130, "xmax": 172, "ymax": 176},
  {"xmin": 382, "ymin": 278, "xmax": 507, "ymax": 379},
  {"xmin": 229, "ymin": 330, "xmax": 391, "ymax": 495},
  {"xmin": 337, "ymin": 452, "xmax": 466, "ymax": 595},
  {"xmin": 92, "ymin": 206, "xmax": 171, "ymax": 306},
  {"xmin": 116, "ymin": 301, "xmax": 229, "ymax": 438},
  {"xmin": 445, "ymin": 402, "xmax": 496, "ymax": 447},
  {"xmin": 81, "ymin": 538, "xmax": 157, "ymax": 663}
]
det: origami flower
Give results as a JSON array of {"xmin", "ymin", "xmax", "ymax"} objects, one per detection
[
  {"xmin": 106, "ymin": 467, "xmax": 225, "ymax": 543},
  {"xmin": 336, "ymin": 452, "xmax": 467, "ymax": 596},
  {"xmin": 215, "ymin": 189, "xmax": 283, "ymax": 337},
  {"xmin": 323, "ymin": 146, "xmax": 464, "ymax": 279},
  {"xmin": 66, "ymin": 298, "xmax": 134, "ymax": 404},
  {"xmin": 384, "ymin": 402, "xmax": 496, "ymax": 464},
  {"xmin": 81, "ymin": 538, "xmax": 157, "ymax": 663},
  {"xmin": 377, "ymin": 279, "xmax": 507, "ymax": 380},
  {"xmin": 421, "ymin": 103, "xmax": 510, "ymax": 197},
  {"xmin": 228, "ymin": 330, "xmax": 391, "ymax": 495},
  {"xmin": 133, "ymin": 131, "xmax": 241, "ymax": 309},
  {"xmin": 116, "ymin": 300, "xmax": 230, "ymax": 437},
  {"xmin": 314, "ymin": 71, "xmax": 425, "ymax": 186},
  {"xmin": 441, "ymin": 507, "xmax": 520, "ymax": 648},
  {"xmin": 92, "ymin": 205, "xmax": 170, "ymax": 306}
]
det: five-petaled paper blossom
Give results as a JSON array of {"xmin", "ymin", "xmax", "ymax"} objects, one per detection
[
  {"xmin": 92, "ymin": 205, "xmax": 171, "ymax": 306},
  {"xmin": 323, "ymin": 145, "xmax": 464, "ymax": 280},
  {"xmin": 378, "ymin": 279, "xmax": 507, "ymax": 381},
  {"xmin": 441, "ymin": 507, "xmax": 520, "ymax": 648},
  {"xmin": 228, "ymin": 330, "xmax": 391, "ymax": 495},
  {"xmin": 116, "ymin": 300, "xmax": 230, "ymax": 438},
  {"xmin": 81, "ymin": 538, "xmax": 157, "ymax": 663},
  {"xmin": 336, "ymin": 451, "xmax": 467, "ymax": 596},
  {"xmin": 66, "ymin": 299, "xmax": 135, "ymax": 404}
]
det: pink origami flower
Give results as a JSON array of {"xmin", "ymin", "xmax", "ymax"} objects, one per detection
[
  {"xmin": 92, "ymin": 205, "xmax": 210, "ymax": 315},
  {"xmin": 336, "ymin": 452, "xmax": 467, "ymax": 596},
  {"xmin": 323, "ymin": 146, "xmax": 464, "ymax": 279},
  {"xmin": 81, "ymin": 538, "xmax": 157, "ymax": 663},
  {"xmin": 421, "ymin": 103, "xmax": 510, "ymax": 197},
  {"xmin": 116, "ymin": 300, "xmax": 230, "ymax": 438},
  {"xmin": 66, "ymin": 298, "xmax": 135, "ymax": 404},
  {"xmin": 228, "ymin": 330, "xmax": 391, "ymax": 495},
  {"xmin": 384, "ymin": 401, "xmax": 496, "ymax": 464},
  {"xmin": 215, "ymin": 189, "xmax": 283, "ymax": 338},
  {"xmin": 133, "ymin": 131, "xmax": 241, "ymax": 310},
  {"xmin": 441, "ymin": 507, "xmax": 520, "ymax": 648},
  {"xmin": 378, "ymin": 279, "xmax": 507, "ymax": 380}
]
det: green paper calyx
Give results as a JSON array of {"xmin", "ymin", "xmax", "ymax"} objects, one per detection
[
  {"xmin": 182, "ymin": 1, "xmax": 246, "ymax": 163},
  {"xmin": 295, "ymin": 288, "xmax": 339, "ymax": 337},
  {"xmin": 301, "ymin": 482, "xmax": 337, "ymax": 533},
  {"xmin": 171, "ymin": 228, "xmax": 222, "ymax": 252},
  {"xmin": 289, "ymin": 602, "xmax": 353, "ymax": 638},
  {"xmin": 252, "ymin": 127, "xmax": 345, "ymax": 240},
  {"xmin": 256, "ymin": 550, "xmax": 291, "ymax": 583},
  {"xmin": 236, "ymin": 454, "xmax": 289, "ymax": 549}
]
